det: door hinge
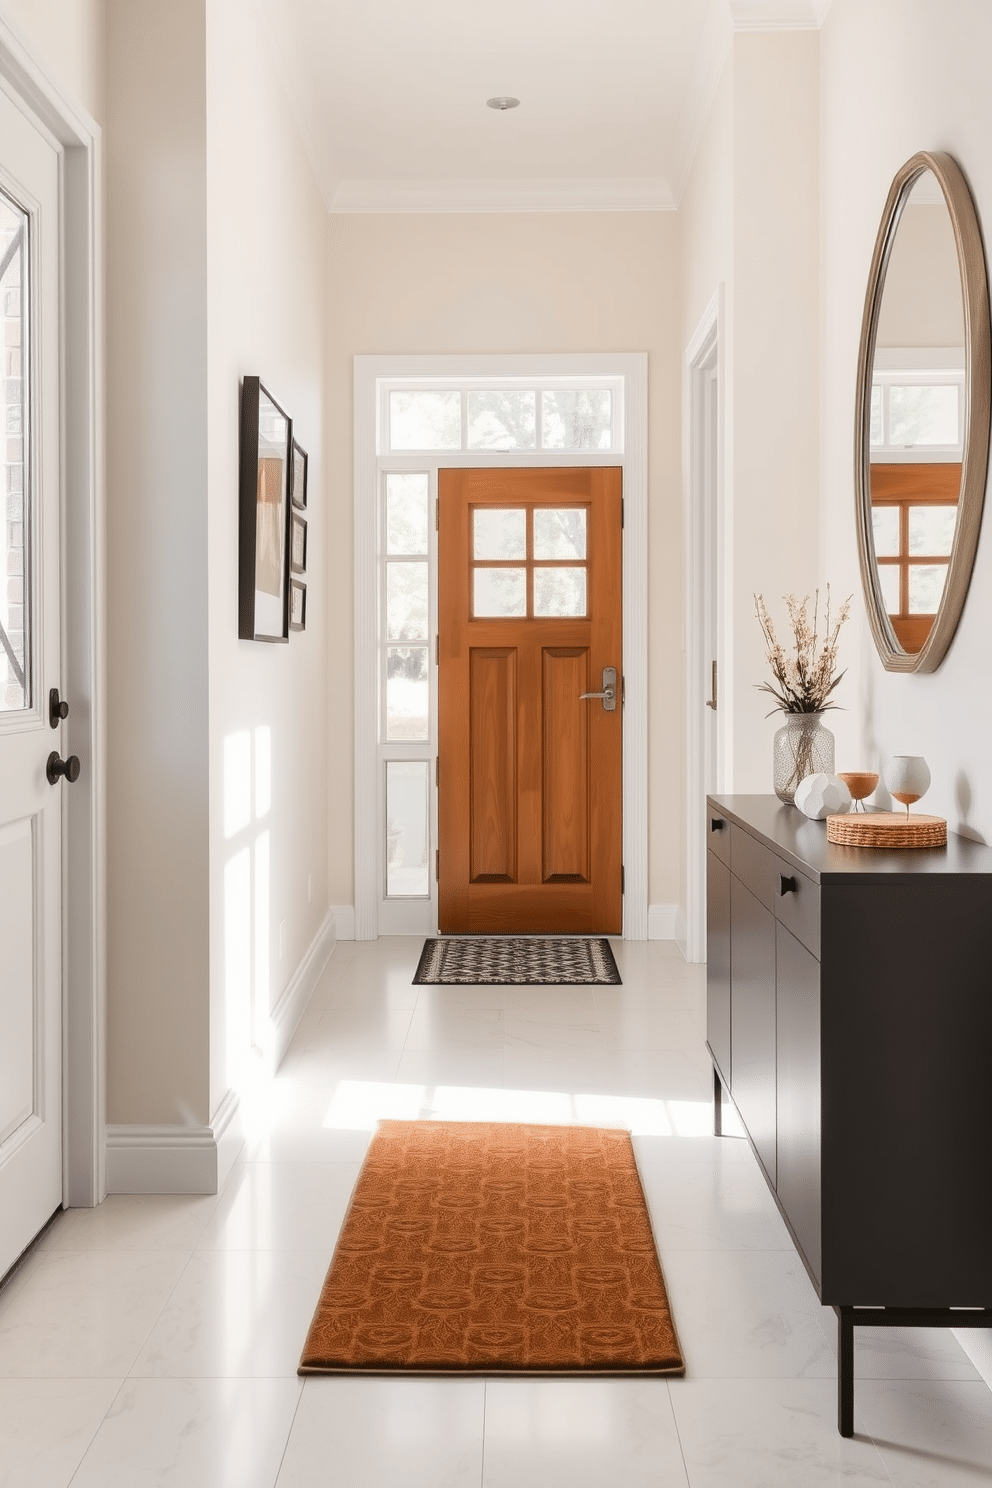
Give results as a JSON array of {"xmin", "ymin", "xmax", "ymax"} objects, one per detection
[
  {"xmin": 621, "ymin": 498, "xmax": 625, "ymax": 529},
  {"xmin": 435, "ymin": 756, "xmax": 439, "ymax": 787},
  {"xmin": 435, "ymin": 634, "xmax": 439, "ymax": 665},
  {"xmin": 621, "ymin": 865, "xmax": 625, "ymax": 894},
  {"xmin": 435, "ymin": 498, "xmax": 440, "ymax": 531},
  {"xmin": 435, "ymin": 848, "xmax": 440, "ymax": 882}
]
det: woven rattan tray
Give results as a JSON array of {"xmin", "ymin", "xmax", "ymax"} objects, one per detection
[{"xmin": 826, "ymin": 812, "xmax": 947, "ymax": 848}]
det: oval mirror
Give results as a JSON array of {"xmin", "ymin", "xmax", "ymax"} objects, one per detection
[{"xmin": 855, "ymin": 151, "xmax": 991, "ymax": 672}]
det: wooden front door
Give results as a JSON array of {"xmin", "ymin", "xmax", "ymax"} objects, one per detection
[{"xmin": 438, "ymin": 468, "xmax": 622, "ymax": 934}]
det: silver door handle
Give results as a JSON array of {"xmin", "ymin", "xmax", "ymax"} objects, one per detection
[
  {"xmin": 579, "ymin": 666, "xmax": 618, "ymax": 712},
  {"xmin": 706, "ymin": 659, "xmax": 717, "ymax": 710}
]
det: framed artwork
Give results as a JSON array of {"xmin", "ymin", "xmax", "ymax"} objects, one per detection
[
  {"xmin": 239, "ymin": 376, "xmax": 291, "ymax": 642},
  {"xmin": 290, "ymin": 578, "xmax": 307, "ymax": 632},
  {"xmin": 291, "ymin": 438, "xmax": 308, "ymax": 510},
  {"xmin": 290, "ymin": 510, "xmax": 307, "ymax": 575}
]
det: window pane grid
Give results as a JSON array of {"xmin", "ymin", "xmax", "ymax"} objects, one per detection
[
  {"xmin": 470, "ymin": 504, "xmax": 589, "ymax": 619},
  {"xmin": 383, "ymin": 382, "xmax": 620, "ymax": 454}
]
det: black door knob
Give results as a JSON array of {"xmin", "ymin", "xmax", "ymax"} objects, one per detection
[{"xmin": 47, "ymin": 751, "xmax": 80, "ymax": 785}]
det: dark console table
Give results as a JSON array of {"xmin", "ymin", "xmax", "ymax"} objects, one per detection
[{"xmin": 706, "ymin": 794, "xmax": 992, "ymax": 1436}]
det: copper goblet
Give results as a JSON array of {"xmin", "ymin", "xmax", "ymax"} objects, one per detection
[{"xmin": 837, "ymin": 771, "xmax": 878, "ymax": 813}]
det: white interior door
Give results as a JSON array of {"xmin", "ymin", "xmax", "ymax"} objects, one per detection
[{"xmin": 0, "ymin": 84, "xmax": 64, "ymax": 1279}]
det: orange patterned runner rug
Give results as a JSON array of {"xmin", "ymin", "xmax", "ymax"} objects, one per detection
[{"xmin": 299, "ymin": 1120, "xmax": 684, "ymax": 1376}]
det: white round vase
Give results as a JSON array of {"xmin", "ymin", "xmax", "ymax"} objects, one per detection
[{"xmin": 794, "ymin": 773, "xmax": 852, "ymax": 820}]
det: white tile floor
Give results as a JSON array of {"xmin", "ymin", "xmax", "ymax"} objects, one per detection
[{"xmin": 2, "ymin": 938, "xmax": 991, "ymax": 1486}]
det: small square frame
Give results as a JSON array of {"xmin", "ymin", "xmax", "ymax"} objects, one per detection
[
  {"xmin": 290, "ymin": 578, "xmax": 307, "ymax": 632},
  {"xmin": 291, "ymin": 438, "xmax": 308, "ymax": 511},
  {"xmin": 290, "ymin": 510, "xmax": 307, "ymax": 574}
]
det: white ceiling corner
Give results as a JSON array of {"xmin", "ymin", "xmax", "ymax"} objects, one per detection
[{"xmin": 256, "ymin": 0, "xmax": 830, "ymax": 219}]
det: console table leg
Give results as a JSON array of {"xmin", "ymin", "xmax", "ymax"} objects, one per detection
[
  {"xmin": 837, "ymin": 1308, "xmax": 854, "ymax": 1437},
  {"xmin": 713, "ymin": 1066, "xmax": 723, "ymax": 1138}
]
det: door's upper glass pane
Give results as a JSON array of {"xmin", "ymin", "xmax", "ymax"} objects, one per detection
[
  {"xmin": 386, "ymin": 561, "xmax": 428, "ymax": 641},
  {"xmin": 533, "ymin": 567, "xmax": 587, "ymax": 617},
  {"xmin": 386, "ymin": 473, "xmax": 429, "ymax": 554},
  {"xmin": 908, "ymin": 563, "xmax": 948, "ymax": 614},
  {"xmin": 888, "ymin": 384, "xmax": 959, "ymax": 446},
  {"xmin": 386, "ymin": 646, "xmax": 429, "ymax": 740},
  {"xmin": 543, "ymin": 389, "xmax": 612, "ymax": 450},
  {"xmin": 474, "ymin": 508, "xmax": 526, "ymax": 560},
  {"xmin": 877, "ymin": 563, "xmax": 900, "ymax": 615},
  {"xmin": 533, "ymin": 508, "xmax": 587, "ymax": 560},
  {"xmin": 871, "ymin": 506, "xmax": 900, "ymax": 558},
  {"xmin": 467, "ymin": 390, "xmax": 536, "ymax": 450},
  {"xmin": 389, "ymin": 390, "xmax": 461, "ymax": 450},
  {"xmin": 386, "ymin": 760, "xmax": 430, "ymax": 898},
  {"xmin": 908, "ymin": 504, "xmax": 956, "ymax": 557},
  {"xmin": 1, "ymin": 191, "xmax": 28, "ymax": 712},
  {"xmin": 473, "ymin": 568, "xmax": 526, "ymax": 618}
]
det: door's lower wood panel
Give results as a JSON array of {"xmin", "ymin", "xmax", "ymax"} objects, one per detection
[
  {"xmin": 0, "ymin": 817, "xmax": 36, "ymax": 1147},
  {"xmin": 469, "ymin": 648, "xmax": 517, "ymax": 883},
  {"xmin": 542, "ymin": 647, "xmax": 589, "ymax": 883}
]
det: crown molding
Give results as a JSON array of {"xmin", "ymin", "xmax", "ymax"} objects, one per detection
[
  {"xmin": 329, "ymin": 175, "xmax": 674, "ymax": 215},
  {"xmin": 729, "ymin": 0, "xmax": 832, "ymax": 28}
]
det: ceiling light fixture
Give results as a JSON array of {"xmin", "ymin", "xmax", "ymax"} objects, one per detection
[{"xmin": 486, "ymin": 96, "xmax": 520, "ymax": 111}]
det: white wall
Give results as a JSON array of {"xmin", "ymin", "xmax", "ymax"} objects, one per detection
[
  {"xmin": 103, "ymin": 0, "xmax": 329, "ymax": 1140},
  {"xmin": 205, "ymin": 0, "xmax": 329, "ymax": 1111},
  {"xmin": 819, "ymin": 0, "xmax": 992, "ymax": 1382},
  {"xmin": 324, "ymin": 211, "xmax": 683, "ymax": 912}
]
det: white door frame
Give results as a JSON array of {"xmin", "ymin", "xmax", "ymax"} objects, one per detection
[
  {"xmin": 354, "ymin": 352, "xmax": 648, "ymax": 941},
  {"xmin": 683, "ymin": 291, "xmax": 728, "ymax": 964},
  {"xmin": 0, "ymin": 19, "xmax": 105, "ymax": 1207}
]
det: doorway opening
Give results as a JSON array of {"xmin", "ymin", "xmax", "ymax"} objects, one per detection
[
  {"xmin": 683, "ymin": 291, "xmax": 726, "ymax": 963},
  {"xmin": 354, "ymin": 354, "xmax": 647, "ymax": 941}
]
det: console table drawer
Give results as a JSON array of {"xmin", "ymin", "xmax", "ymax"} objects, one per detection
[
  {"xmin": 731, "ymin": 824, "xmax": 778, "ymax": 910},
  {"xmin": 773, "ymin": 860, "xmax": 820, "ymax": 960},
  {"xmin": 707, "ymin": 805, "xmax": 731, "ymax": 866}
]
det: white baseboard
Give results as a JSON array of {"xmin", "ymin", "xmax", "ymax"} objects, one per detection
[
  {"xmin": 263, "ymin": 910, "xmax": 337, "ymax": 1071},
  {"xmin": 107, "ymin": 1087, "xmax": 243, "ymax": 1196},
  {"xmin": 647, "ymin": 903, "xmax": 678, "ymax": 940},
  {"xmin": 332, "ymin": 904, "xmax": 356, "ymax": 940}
]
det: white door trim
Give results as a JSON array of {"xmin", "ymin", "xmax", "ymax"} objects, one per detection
[
  {"xmin": 0, "ymin": 18, "xmax": 105, "ymax": 1207},
  {"xmin": 683, "ymin": 290, "xmax": 727, "ymax": 963},
  {"xmin": 354, "ymin": 352, "xmax": 648, "ymax": 940}
]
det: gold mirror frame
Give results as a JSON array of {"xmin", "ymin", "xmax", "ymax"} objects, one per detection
[{"xmin": 855, "ymin": 151, "xmax": 991, "ymax": 673}]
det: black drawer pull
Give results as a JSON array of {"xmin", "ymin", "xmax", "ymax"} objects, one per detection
[
  {"xmin": 710, "ymin": 817, "xmax": 725, "ymax": 832},
  {"xmin": 778, "ymin": 874, "xmax": 798, "ymax": 896}
]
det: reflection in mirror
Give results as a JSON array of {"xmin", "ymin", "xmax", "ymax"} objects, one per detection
[{"xmin": 869, "ymin": 168, "xmax": 964, "ymax": 654}]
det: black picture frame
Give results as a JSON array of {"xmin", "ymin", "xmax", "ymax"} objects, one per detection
[
  {"xmin": 289, "ymin": 578, "xmax": 307, "ymax": 632},
  {"xmin": 291, "ymin": 438, "xmax": 308, "ymax": 511},
  {"xmin": 239, "ymin": 376, "xmax": 292, "ymax": 642},
  {"xmin": 290, "ymin": 510, "xmax": 307, "ymax": 575}
]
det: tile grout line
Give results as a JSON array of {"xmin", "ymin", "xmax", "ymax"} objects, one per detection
[
  {"xmin": 64, "ymin": 1377, "xmax": 130, "ymax": 1488},
  {"xmin": 271, "ymin": 1375, "xmax": 307, "ymax": 1488}
]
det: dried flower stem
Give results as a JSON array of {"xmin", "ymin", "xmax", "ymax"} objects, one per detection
[{"xmin": 754, "ymin": 587, "xmax": 852, "ymax": 716}]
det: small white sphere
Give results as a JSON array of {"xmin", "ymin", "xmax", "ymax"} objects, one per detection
[{"xmin": 795, "ymin": 773, "xmax": 853, "ymax": 820}]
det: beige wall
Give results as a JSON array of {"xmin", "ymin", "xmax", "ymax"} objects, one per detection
[
  {"xmin": 1, "ymin": 0, "xmax": 104, "ymax": 122},
  {"xmin": 324, "ymin": 211, "xmax": 683, "ymax": 910},
  {"xmin": 205, "ymin": 0, "xmax": 329, "ymax": 1112},
  {"xmin": 105, "ymin": 0, "xmax": 210, "ymax": 1126}
]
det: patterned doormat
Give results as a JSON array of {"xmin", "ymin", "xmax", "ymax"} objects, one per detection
[
  {"xmin": 298, "ymin": 1120, "xmax": 683, "ymax": 1376},
  {"xmin": 413, "ymin": 937, "xmax": 621, "ymax": 986}
]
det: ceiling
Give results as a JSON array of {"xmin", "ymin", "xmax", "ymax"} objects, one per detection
[{"xmin": 257, "ymin": 0, "xmax": 831, "ymax": 213}]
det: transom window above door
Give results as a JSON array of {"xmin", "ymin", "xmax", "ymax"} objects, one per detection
[
  {"xmin": 379, "ymin": 377, "xmax": 624, "ymax": 454},
  {"xmin": 471, "ymin": 505, "xmax": 589, "ymax": 618}
]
